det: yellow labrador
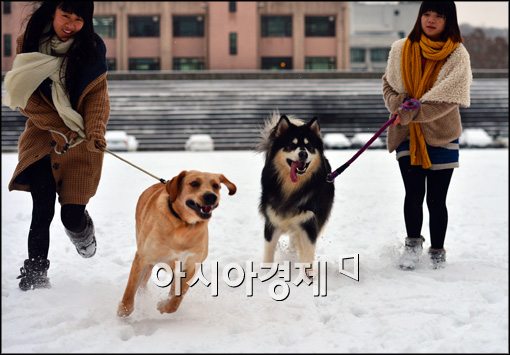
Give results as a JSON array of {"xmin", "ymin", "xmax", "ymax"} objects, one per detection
[{"xmin": 117, "ymin": 170, "xmax": 236, "ymax": 317}]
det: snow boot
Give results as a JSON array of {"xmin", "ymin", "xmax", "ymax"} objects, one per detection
[
  {"xmin": 17, "ymin": 257, "xmax": 51, "ymax": 291},
  {"xmin": 65, "ymin": 210, "xmax": 96, "ymax": 258},
  {"xmin": 399, "ymin": 236, "xmax": 425, "ymax": 270},
  {"xmin": 429, "ymin": 248, "xmax": 446, "ymax": 269}
]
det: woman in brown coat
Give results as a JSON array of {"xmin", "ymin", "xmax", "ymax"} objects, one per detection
[{"xmin": 3, "ymin": 1, "xmax": 110, "ymax": 291}]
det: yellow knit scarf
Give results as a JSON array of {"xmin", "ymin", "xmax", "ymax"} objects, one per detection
[{"xmin": 401, "ymin": 34, "xmax": 459, "ymax": 168}]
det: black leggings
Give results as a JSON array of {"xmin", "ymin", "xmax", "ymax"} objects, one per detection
[
  {"xmin": 398, "ymin": 156, "xmax": 454, "ymax": 249},
  {"xmin": 24, "ymin": 156, "xmax": 87, "ymax": 260}
]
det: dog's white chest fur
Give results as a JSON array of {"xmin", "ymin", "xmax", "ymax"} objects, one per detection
[{"xmin": 265, "ymin": 206, "xmax": 315, "ymax": 233}]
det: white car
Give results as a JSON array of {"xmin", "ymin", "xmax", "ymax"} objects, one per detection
[
  {"xmin": 459, "ymin": 128, "xmax": 493, "ymax": 148},
  {"xmin": 323, "ymin": 133, "xmax": 351, "ymax": 149},
  {"xmin": 350, "ymin": 133, "xmax": 385, "ymax": 149},
  {"xmin": 185, "ymin": 134, "xmax": 214, "ymax": 151},
  {"xmin": 105, "ymin": 130, "xmax": 139, "ymax": 151}
]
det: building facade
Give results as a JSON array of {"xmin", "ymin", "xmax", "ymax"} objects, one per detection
[{"xmin": 2, "ymin": 1, "xmax": 351, "ymax": 72}]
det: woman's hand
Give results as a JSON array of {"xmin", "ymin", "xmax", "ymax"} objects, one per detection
[{"xmin": 86, "ymin": 133, "xmax": 106, "ymax": 153}]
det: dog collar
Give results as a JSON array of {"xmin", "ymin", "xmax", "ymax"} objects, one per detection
[{"xmin": 168, "ymin": 200, "xmax": 184, "ymax": 222}]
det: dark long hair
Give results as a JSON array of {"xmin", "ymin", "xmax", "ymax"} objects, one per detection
[
  {"xmin": 408, "ymin": 1, "xmax": 462, "ymax": 43},
  {"xmin": 22, "ymin": 1, "xmax": 100, "ymax": 96}
]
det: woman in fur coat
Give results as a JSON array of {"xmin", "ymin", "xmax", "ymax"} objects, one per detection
[
  {"xmin": 381, "ymin": 1, "xmax": 472, "ymax": 270},
  {"xmin": 3, "ymin": 1, "xmax": 110, "ymax": 290}
]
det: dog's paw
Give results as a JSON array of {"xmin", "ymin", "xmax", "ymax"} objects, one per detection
[
  {"xmin": 117, "ymin": 302, "xmax": 134, "ymax": 318},
  {"xmin": 157, "ymin": 299, "xmax": 180, "ymax": 314}
]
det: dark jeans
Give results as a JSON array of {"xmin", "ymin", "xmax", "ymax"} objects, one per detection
[
  {"xmin": 24, "ymin": 155, "xmax": 87, "ymax": 260},
  {"xmin": 398, "ymin": 156, "xmax": 454, "ymax": 249}
]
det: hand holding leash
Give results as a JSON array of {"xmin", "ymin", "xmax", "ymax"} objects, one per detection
[{"xmin": 327, "ymin": 98, "xmax": 420, "ymax": 183}]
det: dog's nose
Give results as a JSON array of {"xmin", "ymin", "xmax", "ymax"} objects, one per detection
[
  {"xmin": 298, "ymin": 150, "xmax": 308, "ymax": 161},
  {"xmin": 203, "ymin": 192, "xmax": 217, "ymax": 206}
]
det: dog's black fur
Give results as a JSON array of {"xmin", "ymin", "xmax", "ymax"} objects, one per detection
[{"xmin": 258, "ymin": 113, "xmax": 335, "ymax": 264}]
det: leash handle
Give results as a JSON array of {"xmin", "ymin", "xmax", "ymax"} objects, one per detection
[
  {"xmin": 104, "ymin": 148, "xmax": 167, "ymax": 184},
  {"xmin": 327, "ymin": 114, "xmax": 397, "ymax": 183}
]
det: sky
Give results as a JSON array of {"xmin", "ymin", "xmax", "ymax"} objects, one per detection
[
  {"xmin": 1, "ymin": 147, "xmax": 508, "ymax": 353},
  {"xmin": 452, "ymin": 1, "xmax": 508, "ymax": 29}
]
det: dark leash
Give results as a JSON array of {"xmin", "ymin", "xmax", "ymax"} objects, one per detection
[{"xmin": 326, "ymin": 98, "xmax": 421, "ymax": 183}]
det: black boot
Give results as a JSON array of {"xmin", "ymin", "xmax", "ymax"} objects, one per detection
[
  {"xmin": 17, "ymin": 258, "xmax": 51, "ymax": 291},
  {"xmin": 65, "ymin": 210, "xmax": 96, "ymax": 258}
]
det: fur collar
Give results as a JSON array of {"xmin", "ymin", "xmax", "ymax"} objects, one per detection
[{"xmin": 385, "ymin": 38, "xmax": 473, "ymax": 108}]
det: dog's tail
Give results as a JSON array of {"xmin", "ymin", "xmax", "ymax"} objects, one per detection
[{"xmin": 256, "ymin": 110, "xmax": 303, "ymax": 153}]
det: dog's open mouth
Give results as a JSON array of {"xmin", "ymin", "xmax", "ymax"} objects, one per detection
[
  {"xmin": 287, "ymin": 159, "xmax": 310, "ymax": 183},
  {"xmin": 186, "ymin": 200, "xmax": 217, "ymax": 219}
]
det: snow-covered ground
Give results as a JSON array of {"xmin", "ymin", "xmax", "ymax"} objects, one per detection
[{"xmin": 2, "ymin": 148, "xmax": 508, "ymax": 353}]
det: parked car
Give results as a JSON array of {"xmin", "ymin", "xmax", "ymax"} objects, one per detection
[
  {"xmin": 185, "ymin": 134, "xmax": 214, "ymax": 151},
  {"xmin": 105, "ymin": 130, "xmax": 139, "ymax": 151},
  {"xmin": 350, "ymin": 133, "xmax": 385, "ymax": 149},
  {"xmin": 459, "ymin": 128, "xmax": 493, "ymax": 148},
  {"xmin": 323, "ymin": 133, "xmax": 351, "ymax": 149}
]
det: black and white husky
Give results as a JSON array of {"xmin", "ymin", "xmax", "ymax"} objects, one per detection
[{"xmin": 257, "ymin": 112, "xmax": 335, "ymax": 265}]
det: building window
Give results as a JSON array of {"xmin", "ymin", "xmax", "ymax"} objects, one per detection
[
  {"xmin": 305, "ymin": 16, "xmax": 335, "ymax": 37},
  {"xmin": 129, "ymin": 16, "xmax": 160, "ymax": 37},
  {"xmin": 261, "ymin": 16, "xmax": 292, "ymax": 37},
  {"xmin": 3, "ymin": 1, "xmax": 11, "ymax": 14},
  {"xmin": 229, "ymin": 32, "xmax": 237, "ymax": 55},
  {"xmin": 173, "ymin": 16, "xmax": 205, "ymax": 37},
  {"xmin": 370, "ymin": 48, "xmax": 390, "ymax": 62},
  {"xmin": 3, "ymin": 34, "xmax": 12, "ymax": 57},
  {"xmin": 305, "ymin": 57, "xmax": 336, "ymax": 70},
  {"xmin": 173, "ymin": 58, "xmax": 205, "ymax": 71},
  {"xmin": 261, "ymin": 57, "xmax": 293, "ymax": 70},
  {"xmin": 229, "ymin": 2, "xmax": 236, "ymax": 13},
  {"xmin": 350, "ymin": 48, "xmax": 365, "ymax": 63},
  {"xmin": 93, "ymin": 16, "xmax": 116, "ymax": 38},
  {"xmin": 129, "ymin": 58, "xmax": 160, "ymax": 70},
  {"xmin": 106, "ymin": 58, "xmax": 116, "ymax": 71}
]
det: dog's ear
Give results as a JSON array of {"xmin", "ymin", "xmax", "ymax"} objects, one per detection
[
  {"xmin": 308, "ymin": 117, "xmax": 321, "ymax": 137},
  {"xmin": 219, "ymin": 175, "xmax": 237, "ymax": 195},
  {"xmin": 275, "ymin": 115, "xmax": 291, "ymax": 137},
  {"xmin": 166, "ymin": 170, "xmax": 187, "ymax": 202}
]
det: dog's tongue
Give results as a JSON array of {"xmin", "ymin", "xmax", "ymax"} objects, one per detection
[
  {"xmin": 290, "ymin": 161, "xmax": 301, "ymax": 183},
  {"xmin": 202, "ymin": 206, "xmax": 212, "ymax": 214}
]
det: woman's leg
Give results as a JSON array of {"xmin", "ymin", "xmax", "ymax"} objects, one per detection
[
  {"xmin": 61, "ymin": 205, "xmax": 97, "ymax": 258},
  {"xmin": 26, "ymin": 156, "xmax": 57, "ymax": 260},
  {"xmin": 398, "ymin": 156, "xmax": 427, "ymax": 238},
  {"xmin": 426, "ymin": 169, "xmax": 454, "ymax": 249}
]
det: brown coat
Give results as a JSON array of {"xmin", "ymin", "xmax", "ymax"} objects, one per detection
[{"xmin": 8, "ymin": 36, "xmax": 110, "ymax": 205}]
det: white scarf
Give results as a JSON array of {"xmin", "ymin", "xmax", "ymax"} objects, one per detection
[{"xmin": 3, "ymin": 36, "xmax": 86, "ymax": 143}]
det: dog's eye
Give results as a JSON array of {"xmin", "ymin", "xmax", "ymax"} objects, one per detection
[
  {"xmin": 212, "ymin": 183, "xmax": 220, "ymax": 190},
  {"xmin": 190, "ymin": 181, "xmax": 200, "ymax": 188}
]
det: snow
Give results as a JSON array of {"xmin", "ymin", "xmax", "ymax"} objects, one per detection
[
  {"xmin": 2, "ymin": 149, "xmax": 508, "ymax": 353},
  {"xmin": 459, "ymin": 128, "xmax": 494, "ymax": 147}
]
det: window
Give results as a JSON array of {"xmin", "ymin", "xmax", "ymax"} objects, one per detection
[
  {"xmin": 261, "ymin": 57, "xmax": 293, "ymax": 70},
  {"xmin": 129, "ymin": 16, "xmax": 160, "ymax": 37},
  {"xmin": 3, "ymin": 1, "xmax": 11, "ymax": 14},
  {"xmin": 370, "ymin": 48, "xmax": 390, "ymax": 62},
  {"xmin": 229, "ymin": 32, "xmax": 237, "ymax": 55},
  {"xmin": 3, "ymin": 34, "xmax": 12, "ymax": 57},
  {"xmin": 305, "ymin": 16, "xmax": 335, "ymax": 37},
  {"xmin": 305, "ymin": 57, "xmax": 336, "ymax": 70},
  {"xmin": 93, "ymin": 16, "xmax": 116, "ymax": 38},
  {"xmin": 261, "ymin": 16, "xmax": 292, "ymax": 37},
  {"xmin": 229, "ymin": 2, "xmax": 236, "ymax": 13},
  {"xmin": 129, "ymin": 58, "xmax": 160, "ymax": 70},
  {"xmin": 350, "ymin": 48, "xmax": 365, "ymax": 63},
  {"xmin": 106, "ymin": 58, "xmax": 116, "ymax": 71},
  {"xmin": 173, "ymin": 16, "xmax": 204, "ymax": 37},
  {"xmin": 173, "ymin": 58, "xmax": 205, "ymax": 71}
]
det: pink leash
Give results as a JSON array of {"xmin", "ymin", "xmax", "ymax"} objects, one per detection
[{"xmin": 326, "ymin": 98, "xmax": 420, "ymax": 183}]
